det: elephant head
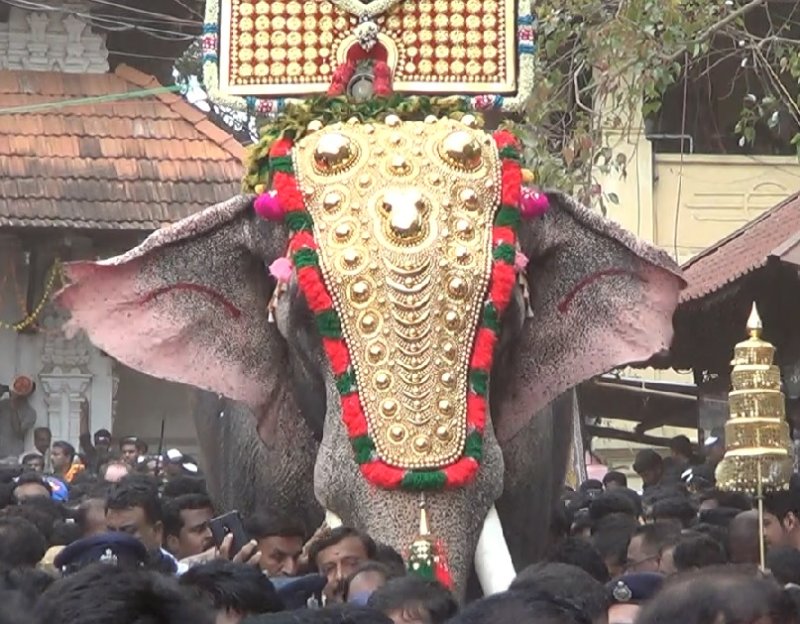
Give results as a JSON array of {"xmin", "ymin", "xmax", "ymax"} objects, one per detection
[{"xmin": 57, "ymin": 120, "xmax": 682, "ymax": 595}]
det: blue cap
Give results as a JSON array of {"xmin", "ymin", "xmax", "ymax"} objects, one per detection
[
  {"xmin": 44, "ymin": 476, "xmax": 68, "ymax": 502},
  {"xmin": 607, "ymin": 572, "xmax": 664, "ymax": 604},
  {"xmin": 54, "ymin": 532, "xmax": 148, "ymax": 575}
]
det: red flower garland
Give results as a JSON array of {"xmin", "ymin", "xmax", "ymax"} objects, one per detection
[{"xmin": 269, "ymin": 130, "xmax": 523, "ymax": 491}]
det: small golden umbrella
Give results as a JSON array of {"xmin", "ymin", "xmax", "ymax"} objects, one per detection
[{"xmin": 716, "ymin": 303, "xmax": 793, "ymax": 569}]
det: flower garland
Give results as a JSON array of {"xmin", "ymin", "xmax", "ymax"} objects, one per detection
[{"xmin": 264, "ymin": 130, "xmax": 523, "ymax": 491}]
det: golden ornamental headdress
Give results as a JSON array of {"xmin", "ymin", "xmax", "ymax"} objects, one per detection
[{"xmin": 201, "ymin": 0, "xmax": 536, "ymax": 117}]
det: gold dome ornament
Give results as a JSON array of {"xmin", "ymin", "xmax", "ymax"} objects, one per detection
[
  {"xmin": 716, "ymin": 303, "xmax": 793, "ymax": 569},
  {"xmin": 314, "ymin": 133, "xmax": 358, "ymax": 174}
]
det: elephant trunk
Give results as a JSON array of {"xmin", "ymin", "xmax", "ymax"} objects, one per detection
[{"xmin": 314, "ymin": 381, "xmax": 507, "ymax": 599}]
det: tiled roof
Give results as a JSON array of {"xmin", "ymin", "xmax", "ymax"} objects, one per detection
[
  {"xmin": 0, "ymin": 65, "xmax": 245, "ymax": 229},
  {"xmin": 680, "ymin": 191, "xmax": 800, "ymax": 302}
]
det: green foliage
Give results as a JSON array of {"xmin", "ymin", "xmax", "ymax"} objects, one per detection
[{"xmin": 522, "ymin": 0, "xmax": 800, "ymax": 207}]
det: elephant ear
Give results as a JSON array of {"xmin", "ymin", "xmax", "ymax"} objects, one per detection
[
  {"xmin": 493, "ymin": 192, "xmax": 684, "ymax": 443},
  {"xmin": 56, "ymin": 195, "xmax": 288, "ymax": 408}
]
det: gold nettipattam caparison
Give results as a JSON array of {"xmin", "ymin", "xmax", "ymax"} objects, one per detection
[
  {"xmin": 292, "ymin": 116, "xmax": 501, "ymax": 469},
  {"xmin": 219, "ymin": 0, "xmax": 517, "ymax": 97},
  {"xmin": 715, "ymin": 304, "xmax": 793, "ymax": 494}
]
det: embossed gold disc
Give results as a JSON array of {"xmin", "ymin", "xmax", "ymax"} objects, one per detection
[{"xmin": 293, "ymin": 118, "xmax": 501, "ymax": 469}]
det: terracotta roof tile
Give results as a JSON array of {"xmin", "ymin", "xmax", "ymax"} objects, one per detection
[
  {"xmin": 0, "ymin": 65, "xmax": 245, "ymax": 229},
  {"xmin": 680, "ymin": 192, "xmax": 800, "ymax": 302}
]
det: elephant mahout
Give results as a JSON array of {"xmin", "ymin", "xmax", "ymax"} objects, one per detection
[{"xmin": 55, "ymin": 0, "xmax": 684, "ymax": 599}]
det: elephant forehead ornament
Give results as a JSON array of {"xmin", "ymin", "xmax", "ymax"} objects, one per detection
[{"xmin": 267, "ymin": 117, "xmax": 527, "ymax": 491}]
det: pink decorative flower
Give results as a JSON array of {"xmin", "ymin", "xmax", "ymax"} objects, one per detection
[
  {"xmin": 254, "ymin": 191, "xmax": 284, "ymax": 221},
  {"xmin": 514, "ymin": 251, "xmax": 529, "ymax": 273},
  {"xmin": 520, "ymin": 186, "xmax": 550, "ymax": 219},
  {"xmin": 269, "ymin": 257, "xmax": 294, "ymax": 283}
]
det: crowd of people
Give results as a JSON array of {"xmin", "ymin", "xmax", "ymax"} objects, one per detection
[{"xmin": 1, "ymin": 423, "xmax": 800, "ymax": 624}]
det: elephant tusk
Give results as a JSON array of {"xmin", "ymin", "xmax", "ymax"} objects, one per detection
[
  {"xmin": 325, "ymin": 510, "xmax": 343, "ymax": 529},
  {"xmin": 474, "ymin": 505, "xmax": 516, "ymax": 595}
]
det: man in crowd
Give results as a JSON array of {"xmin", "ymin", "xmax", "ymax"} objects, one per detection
[
  {"xmin": 119, "ymin": 437, "xmax": 143, "ymax": 466},
  {"xmin": 244, "ymin": 514, "xmax": 306, "ymax": 578},
  {"xmin": 11, "ymin": 472, "xmax": 51, "ymax": 503},
  {"xmin": 104, "ymin": 476, "xmax": 183, "ymax": 573},
  {"xmin": 625, "ymin": 522, "xmax": 680, "ymax": 574},
  {"xmin": 0, "ymin": 378, "xmax": 36, "ymax": 462},
  {"xmin": 309, "ymin": 527, "xmax": 376, "ymax": 603},
  {"xmin": 78, "ymin": 399, "xmax": 112, "ymax": 474},
  {"xmin": 163, "ymin": 493, "xmax": 215, "ymax": 560},
  {"xmin": 632, "ymin": 450, "xmax": 665, "ymax": 491},
  {"xmin": 50, "ymin": 441, "xmax": 81, "ymax": 483},
  {"xmin": 20, "ymin": 452, "xmax": 44, "ymax": 473},
  {"xmin": 764, "ymin": 475, "xmax": 800, "ymax": 551}
]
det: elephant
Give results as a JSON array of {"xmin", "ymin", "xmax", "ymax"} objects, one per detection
[{"xmin": 57, "ymin": 165, "xmax": 682, "ymax": 596}]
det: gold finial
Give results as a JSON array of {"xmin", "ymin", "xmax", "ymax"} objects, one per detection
[
  {"xmin": 747, "ymin": 303, "xmax": 763, "ymax": 338},
  {"xmin": 418, "ymin": 493, "xmax": 430, "ymax": 537}
]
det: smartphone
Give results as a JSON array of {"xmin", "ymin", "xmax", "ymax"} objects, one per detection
[{"xmin": 209, "ymin": 510, "xmax": 250, "ymax": 557}]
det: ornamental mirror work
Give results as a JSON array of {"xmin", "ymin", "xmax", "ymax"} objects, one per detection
[
  {"xmin": 217, "ymin": 0, "xmax": 517, "ymax": 97},
  {"xmin": 293, "ymin": 116, "xmax": 501, "ymax": 469}
]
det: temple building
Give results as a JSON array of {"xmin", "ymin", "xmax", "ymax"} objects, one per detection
[{"xmin": 0, "ymin": 1, "xmax": 241, "ymax": 454}]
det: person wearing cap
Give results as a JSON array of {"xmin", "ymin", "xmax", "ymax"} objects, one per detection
[
  {"xmin": 54, "ymin": 531, "xmax": 149, "ymax": 575},
  {"xmin": 606, "ymin": 572, "xmax": 664, "ymax": 624},
  {"xmin": 632, "ymin": 449, "xmax": 664, "ymax": 491},
  {"xmin": 0, "ymin": 375, "xmax": 36, "ymax": 461}
]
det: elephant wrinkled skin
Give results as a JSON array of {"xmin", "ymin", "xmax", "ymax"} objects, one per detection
[{"xmin": 57, "ymin": 191, "xmax": 683, "ymax": 595}]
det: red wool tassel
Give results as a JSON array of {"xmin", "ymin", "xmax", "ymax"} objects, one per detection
[
  {"xmin": 466, "ymin": 394, "xmax": 487, "ymax": 431},
  {"xmin": 501, "ymin": 163, "xmax": 522, "ymax": 206},
  {"xmin": 269, "ymin": 138, "xmax": 293, "ymax": 158},
  {"xmin": 323, "ymin": 338, "xmax": 350, "ymax": 376},
  {"xmin": 442, "ymin": 458, "xmax": 478, "ymax": 488},
  {"xmin": 361, "ymin": 462, "xmax": 405, "ymax": 488},
  {"xmin": 327, "ymin": 61, "xmax": 357, "ymax": 96},
  {"xmin": 492, "ymin": 226, "xmax": 517, "ymax": 247},
  {"xmin": 488, "ymin": 263, "xmax": 517, "ymax": 313},
  {"xmin": 492, "ymin": 130, "xmax": 521, "ymax": 150},
  {"xmin": 373, "ymin": 60, "xmax": 393, "ymax": 96},
  {"xmin": 341, "ymin": 394, "xmax": 369, "ymax": 437},
  {"xmin": 470, "ymin": 328, "xmax": 497, "ymax": 371},
  {"xmin": 434, "ymin": 540, "xmax": 454, "ymax": 589},
  {"xmin": 296, "ymin": 267, "xmax": 333, "ymax": 312},
  {"xmin": 273, "ymin": 172, "xmax": 304, "ymax": 212},
  {"xmin": 288, "ymin": 232, "xmax": 317, "ymax": 253}
]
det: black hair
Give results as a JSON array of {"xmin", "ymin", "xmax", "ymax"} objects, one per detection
[
  {"xmin": 631, "ymin": 522, "xmax": 682, "ymax": 557},
  {"xmin": 0, "ymin": 517, "xmax": 47, "ymax": 568},
  {"xmin": 51, "ymin": 441, "xmax": 76, "ymax": 462},
  {"xmin": 672, "ymin": 534, "xmax": 727, "ymax": 572},
  {"xmin": 511, "ymin": 562, "xmax": 609, "ymax": 622},
  {"xmin": 368, "ymin": 577, "xmax": 457, "ymax": 624},
  {"xmin": 603, "ymin": 471, "xmax": 628, "ymax": 488},
  {"xmin": 669, "ymin": 435, "xmax": 693, "ymax": 459},
  {"xmin": 50, "ymin": 520, "xmax": 82, "ymax": 547},
  {"xmin": 767, "ymin": 546, "xmax": 800, "ymax": 586},
  {"xmin": 545, "ymin": 536, "xmax": 610, "ymax": 583},
  {"xmin": 579, "ymin": 480, "xmax": 603, "ymax": 494},
  {"xmin": 162, "ymin": 476, "xmax": 209, "ymax": 498},
  {"xmin": 308, "ymin": 527, "xmax": 377, "ymax": 570},
  {"xmin": 3, "ymin": 497, "xmax": 64, "ymax": 543},
  {"xmin": 652, "ymin": 496, "xmax": 697, "ymax": 528},
  {"xmin": 180, "ymin": 560, "xmax": 284, "ymax": 615},
  {"xmin": 588, "ymin": 491, "xmax": 638, "ymax": 523},
  {"xmin": 342, "ymin": 561, "xmax": 397, "ymax": 602},
  {"xmin": 118, "ymin": 436, "xmax": 139, "ymax": 450},
  {"xmin": 590, "ymin": 513, "xmax": 637, "ymax": 571},
  {"xmin": 633, "ymin": 449, "xmax": 663, "ymax": 474},
  {"xmin": 242, "ymin": 605, "xmax": 393, "ymax": 624},
  {"xmin": 163, "ymin": 494, "xmax": 214, "ymax": 539},
  {"xmin": 244, "ymin": 514, "xmax": 306, "ymax": 542},
  {"xmin": 373, "ymin": 543, "xmax": 406, "ymax": 577},
  {"xmin": 448, "ymin": 589, "xmax": 591, "ymax": 624},
  {"xmin": 636, "ymin": 567, "xmax": 798, "ymax": 624},
  {"xmin": 765, "ymin": 481, "xmax": 800, "ymax": 524},
  {"xmin": 698, "ymin": 489, "xmax": 752, "ymax": 511},
  {"xmin": 33, "ymin": 564, "xmax": 214, "ymax": 624},
  {"xmin": 106, "ymin": 476, "xmax": 162, "ymax": 525},
  {"xmin": 698, "ymin": 506, "xmax": 741, "ymax": 528}
]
